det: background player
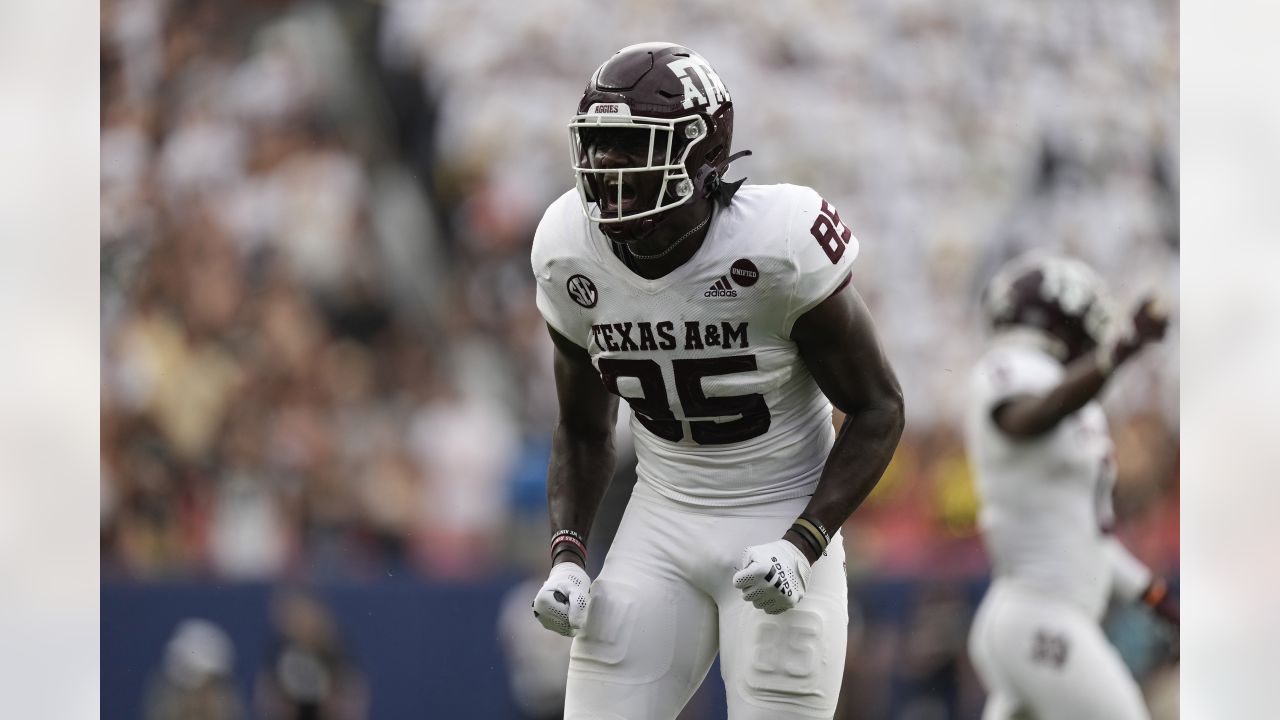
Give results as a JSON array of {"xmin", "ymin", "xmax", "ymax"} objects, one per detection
[
  {"xmin": 964, "ymin": 255, "xmax": 1178, "ymax": 720},
  {"xmin": 529, "ymin": 42, "xmax": 904, "ymax": 719}
]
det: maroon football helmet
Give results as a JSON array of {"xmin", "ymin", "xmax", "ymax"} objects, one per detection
[
  {"xmin": 569, "ymin": 42, "xmax": 744, "ymax": 224},
  {"xmin": 982, "ymin": 254, "xmax": 1118, "ymax": 362}
]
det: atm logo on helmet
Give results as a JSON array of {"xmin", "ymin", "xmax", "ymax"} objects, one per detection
[{"xmin": 666, "ymin": 57, "xmax": 731, "ymax": 114}]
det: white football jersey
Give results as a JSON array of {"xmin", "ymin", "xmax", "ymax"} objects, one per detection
[
  {"xmin": 532, "ymin": 184, "xmax": 859, "ymax": 506},
  {"xmin": 964, "ymin": 337, "xmax": 1118, "ymax": 619}
]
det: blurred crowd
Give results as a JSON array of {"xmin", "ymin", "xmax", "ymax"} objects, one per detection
[
  {"xmin": 100, "ymin": 0, "xmax": 1178, "ymax": 593},
  {"xmin": 141, "ymin": 590, "xmax": 367, "ymax": 720}
]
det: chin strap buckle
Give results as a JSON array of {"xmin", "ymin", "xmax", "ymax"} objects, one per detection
[{"xmin": 695, "ymin": 149, "xmax": 753, "ymax": 207}]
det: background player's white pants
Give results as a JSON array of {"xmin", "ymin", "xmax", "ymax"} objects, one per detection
[
  {"xmin": 968, "ymin": 580, "xmax": 1150, "ymax": 720},
  {"xmin": 565, "ymin": 482, "xmax": 848, "ymax": 720}
]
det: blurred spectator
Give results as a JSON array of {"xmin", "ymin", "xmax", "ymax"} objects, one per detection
[
  {"xmin": 255, "ymin": 589, "xmax": 368, "ymax": 720},
  {"xmin": 407, "ymin": 372, "xmax": 518, "ymax": 578},
  {"xmin": 498, "ymin": 577, "xmax": 573, "ymax": 720},
  {"xmin": 145, "ymin": 618, "xmax": 245, "ymax": 720}
]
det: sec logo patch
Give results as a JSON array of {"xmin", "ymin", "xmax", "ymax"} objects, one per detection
[{"xmin": 567, "ymin": 274, "xmax": 598, "ymax": 308}]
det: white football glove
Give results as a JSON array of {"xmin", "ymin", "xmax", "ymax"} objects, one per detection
[
  {"xmin": 532, "ymin": 562, "xmax": 592, "ymax": 637},
  {"xmin": 732, "ymin": 539, "xmax": 812, "ymax": 615}
]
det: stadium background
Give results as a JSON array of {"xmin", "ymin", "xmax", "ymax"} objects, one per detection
[{"xmin": 100, "ymin": 0, "xmax": 1179, "ymax": 717}]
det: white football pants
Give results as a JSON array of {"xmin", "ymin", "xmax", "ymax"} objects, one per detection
[
  {"xmin": 968, "ymin": 580, "xmax": 1150, "ymax": 720},
  {"xmin": 565, "ymin": 481, "xmax": 848, "ymax": 720}
]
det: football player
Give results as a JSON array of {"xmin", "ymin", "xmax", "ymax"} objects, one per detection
[
  {"xmin": 528, "ymin": 42, "xmax": 904, "ymax": 719},
  {"xmin": 964, "ymin": 255, "xmax": 1178, "ymax": 720}
]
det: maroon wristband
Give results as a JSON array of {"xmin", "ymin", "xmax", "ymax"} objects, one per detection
[{"xmin": 551, "ymin": 534, "xmax": 588, "ymax": 564}]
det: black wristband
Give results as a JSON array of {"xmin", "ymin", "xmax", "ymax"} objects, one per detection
[
  {"xmin": 788, "ymin": 523, "xmax": 824, "ymax": 559},
  {"xmin": 795, "ymin": 514, "xmax": 831, "ymax": 551},
  {"xmin": 551, "ymin": 542, "xmax": 587, "ymax": 565}
]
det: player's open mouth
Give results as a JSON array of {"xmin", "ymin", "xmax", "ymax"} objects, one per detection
[{"xmin": 601, "ymin": 177, "xmax": 638, "ymax": 212}]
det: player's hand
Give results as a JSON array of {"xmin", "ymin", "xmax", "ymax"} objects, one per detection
[
  {"xmin": 1128, "ymin": 296, "xmax": 1170, "ymax": 346},
  {"xmin": 1142, "ymin": 578, "xmax": 1179, "ymax": 629},
  {"xmin": 532, "ymin": 561, "xmax": 592, "ymax": 637},
  {"xmin": 1107, "ymin": 296, "xmax": 1170, "ymax": 369},
  {"xmin": 732, "ymin": 539, "xmax": 812, "ymax": 614}
]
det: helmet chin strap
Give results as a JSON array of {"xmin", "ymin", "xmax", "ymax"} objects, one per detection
[
  {"xmin": 603, "ymin": 199, "xmax": 693, "ymax": 259},
  {"xmin": 602, "ymin": 213, "xmax": 661, "ymax": 244},
  {"xmin": 623, "ymin": 211, "xmax": 711, "ymax": 260}
]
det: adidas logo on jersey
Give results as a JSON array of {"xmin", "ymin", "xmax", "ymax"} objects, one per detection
[{"xmin": 704, "ymin": 276, "xmax": 738, "ymax": 298}]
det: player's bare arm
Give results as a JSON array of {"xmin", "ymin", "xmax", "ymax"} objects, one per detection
[
  {"xmin": 546, "ymin": 324, "xmax": 619, "ymax": 568},
  {"xmin": 993, "ymin": 298, "xmax": 1168, "ymax": 439},
  {"xmin": 789, "ymin": 283, "xmax": 905, "ymax": 563},
  {"xmin": 732, "ymin": 283, "xmax": 903, "ymax": 614},
  {"xmin": 530, "ymin": 324, "xmax": 618, "ymax": 637}
]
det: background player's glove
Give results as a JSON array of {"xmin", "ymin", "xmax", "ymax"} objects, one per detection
[
  {"xmin": 1142, "ymin": 578, "xmax": 1179, "ymax": 629},
  {"xmin": 1102, "ymin": 296, "xmax": 1169, "ymax": 370},
  {"xmin": 732, "ymin": 539, "xmax": 812, "ymax": 614},
  {"xmin": 531, "ymin": 562, "xmax": 591, "ymax": 637}
]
